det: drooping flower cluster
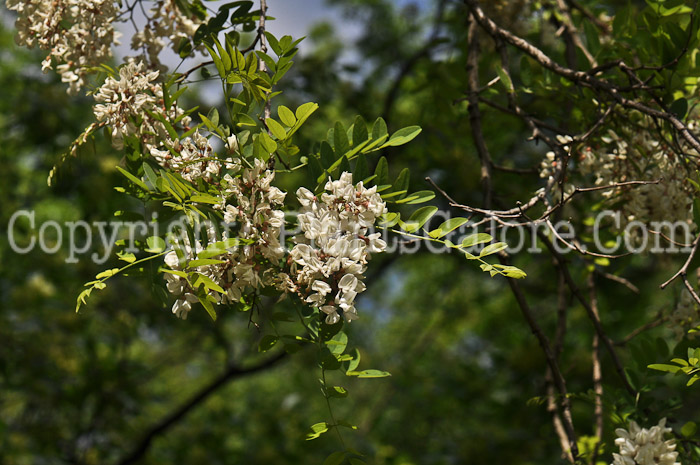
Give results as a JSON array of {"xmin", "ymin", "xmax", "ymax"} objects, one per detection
[
  {"xmin": 611, "ymin": 418, "xmax": 680, "ymax": 465},
  {"xmin": 540, "ymin": 117, "xmax": 695, "ymax": 239},
  {"xmin": 93, "ymin": 60, "xmax": 190, "ymax": 151},
  {"xmin": 131, "ymin": 0, "xmax": 202, "ymax": 71},
  {"xmin": 6, "ymin": 0, "xmax": 121, "ymax": 94},
  {"xmin": 219, "ymin": 158, "xmax": 287, "ymax": 302},
  {"xmin": 670, "ymin": 289, "xmax": 700, "ymax": 339},
  {"xmin": 162, "ymin": 159, "xmax": 287, "ymax": 319},
  {"xmin": 287, "ymin": 172, "xmax": 387, "ymax": 324},
  {"xmin": 163, "ymin": 235, "xmax": 205, "ymax": 320},
  {"xmin": 150, "ymin": 131, "xmax": 226, "ymax": 184}
]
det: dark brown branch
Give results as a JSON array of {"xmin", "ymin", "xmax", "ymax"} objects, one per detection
[
  {"xmin": 258, "ymin": 0, "xmax": 271, "ymax": 121},
  {"xmin": 466, "ymin": 15, "xmax": 494, "ymax": 209},
  {"xmin": 595, "ymin": 270, "xmax": 640, "ymax": 294},
  {"xmin": 565, "ymin": 0, "xmax": 610, "ymax": 34},
  {"xmin": 116, "ymin": 351, "xmax": 288, "ymax": 465},
  {"xmin": 615, "ymin": 310, "xmax": 669, "ymax": 346},
  {"xmin": 499, "ymin": 255, "xmax": 579, "ymax": 460},
  {"xmin": 538, "ymin": 233, "xmax": 637, "ymax": 397},
  {"xmin": 588, "ymin": 274, "xmax": 604, "ymax": 465}
]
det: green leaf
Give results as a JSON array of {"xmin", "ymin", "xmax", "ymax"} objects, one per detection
[
  {"xmin": 306, "ymin": 422, "xmax": 329, "ymax": 440},
  {"xmin": 162, "ymin": 268, "xmax": 187, "ymax": 278},
  {"xmin": 142, "ymin": 162, "xmax": 158, "ymax": 187},
  {"xmin": 187, "ymin": 258, "xmax": 226, "ymax": 267},
  {"xmin": 190, "ymin": 193, "xmax": 222, "ymax": 205},
  {"xmin": 323, "ymin": 451, "xmax": 347, "ymax": 465},
  {"xmin": 371, "ymin": 117, "xmax": 388, "ymax": 140},
  {"xmin": 320, "ymin": 141, "xmax": 335, "ymax": 168},
  {"xmin": 295, "ymin": 102, "xmax": 318, "ymax": 124},
  {"xmin": 266, "ymin": 118, "xmax": 287, "ymax": 140},
  {"xmin": 461, "ymin": 233, "xmax": 493, "ymax": 248},
  {"xmin": 682, "ymin": 421, "xmax": 697, "ymax": 437},
  {"xmin": 95, "ymin": 268, "xmax": 121, "ymax": 280},
  {"xmin": 117, "ymin": 251, "xmax": 136, "ymax": 263},
  {"xmin": 334, "ymin": 121, "xmax": 350, "ymax": 156},
  {"xmin": 319, "ymin": 347, "xmax": 342, "ymax": 370},
  {"xmin": 258, "ymin": 131, "xmax": 278, "ymax": 153},
  {"xmin": 343, "ymin": 348, "xmax": 361, "ymax": 372},
  {"xmin": 495, "ymin": 265, "xmax": 527, "ymax": 279},
  {"xmin": 197, "ymin": 292, "xmax": 217, "ymax": 321},
  {"xmin": 480, "ymin": 242, "xmax": 508, "ymax": 257},
  {"xmin": 352, "ymin": 115, "xmax": 368, "ymax": 145},
  {"xmin": 326, "ymin": 331, "xmax": 348, "ymax": 355},
  {"xmin": 145, "ymin": 236, "xmax": 166, "ymax": 253},
  {"xmin": 428, "ymin": 217, "xmax": 469, "ymax": 239},
  {"xmin": 204, "ymin": 42, "xmax": 225, "ymax": 77},
  {"xmin": 395, "ymin": 190, "xmax": 435, "ymax": 204},
  {"xmin": 401, "ymin": 206, "xmax": 438, "ymax": 233},
  {"xmin": 259, "ymin": 335, "xmax": 279, "ymax": 352},
  {"xmin": 349, "ymin": 459, "xmax": 367, "ymax": 465},
  {"xmin": 392, "ymin": 168, "xmax": 409, "ymax": 197},
  {"xmin": 374, "ymin": 156, "xmax": 389, "ymax": 186},
  {"xmin": 76, "ymin": 288, "xmax": 93, "ymax": 312},
  {"xmin": 671, "ymin": 98, "xmax": 688, "ymax": 119},
  {"xmin": 236, "ymin": 113, "xmax": 258, "ymax": 127},
  {"xmin": 278, "ymin": 105, "xmax": 296, "ymax": 126},
  {"xmin": 192, "ymin": 272, "xmax": 225, "ymax": 294},
  {"xmin": 351, "ymin": 369, "xmax": 391, "ymax": 378},
  {"xmin": 353, "ymin": 153, "xmax": 369, "ymax": 184},
  {"xmin": 382, "ymin": 126, "xmax": 422, "ymax": 147},
  {"xmin": 116, "ymin": 166, "xmax": 149, "ymax": 192},
  {"xmin": 648, "ymin": 363, "xmax": 682, "ymax": 373},
  {"xmin": 327, "ymin": 385, "xmax": 348, "ymax": 398},
  {"xmin": 497, "ymin": 66, "xmax": 514, "ymax": 92},
  {"xmin": 264, "ymin": 31, "xmax": 282, "ymax": 55}
]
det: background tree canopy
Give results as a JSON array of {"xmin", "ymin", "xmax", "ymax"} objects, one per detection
[{"xmin": 3, "ymin": 0, "xmax": 700, "ymax": 464}]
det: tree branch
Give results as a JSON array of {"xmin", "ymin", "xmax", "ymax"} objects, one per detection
[{"xmin": 115, "ymin": 351, "xmax": 288, "ymax": 465}]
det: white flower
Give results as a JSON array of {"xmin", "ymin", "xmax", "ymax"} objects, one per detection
[
  {"xmin": 227, "ymin": 134, "xmax": 239, "ymax": 152},
  {"xmin": 611, "ymin": 418, "xmax": 680, "ymax": 465},
  {"xmin": 172, "ymin": 293, "xmax": 197, "ymax": 319}
]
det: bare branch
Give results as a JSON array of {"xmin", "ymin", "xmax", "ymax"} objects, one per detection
[
  {"xmin": 115, "ymin": 351, "xmax": 287, "ymax": 465},
  {"xmin": 466, "ymin": 15, "xmax": 493, "ymax": 208}
]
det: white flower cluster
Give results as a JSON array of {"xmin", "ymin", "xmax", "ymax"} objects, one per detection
[
  {"xmin": 670, "ymin": 289, "xmax": 700, "ymax": 339},
  {"xmin": 612, "ymin": 418, "xmax": 680, "ymax": 465},
  {"xmin": 131, "ymin": 0, "xmax": 201, "ymax": 71},
  {"xmin": 6, "ymin": 0, "xmax": 121, "ymax": 94},
  {"xmin": 540, "ymin": 118, "xmax": 695, "ymax": 236},
  {"xmin": 163, "ymin": 236, "xmax": 204, "ymax": 320},
  {"xmin": 539, "ymin": 135, "xmax": 577, "ymax": 201},
  {"xmin": 150, "ymin": 131, "xmax": 224, "ymax": 184},
  {"xmin": 93, "ymin": 60, "xmax": 190, "ymax": 151},
  {"xmin": 288, "ymin": 172, "xmax": 387, "ymax": 324},
  {"xmin": 219, "ymin": 159, "xmax": 287, "ymax": 301},
  {"xmin": 162, "ymin": 159, "xmax": 286, "ymax": 319}
]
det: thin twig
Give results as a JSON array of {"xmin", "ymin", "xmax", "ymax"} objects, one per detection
[{"xmin": 466, "ymin": 15, "xmax": 493, "ymax": 208}]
